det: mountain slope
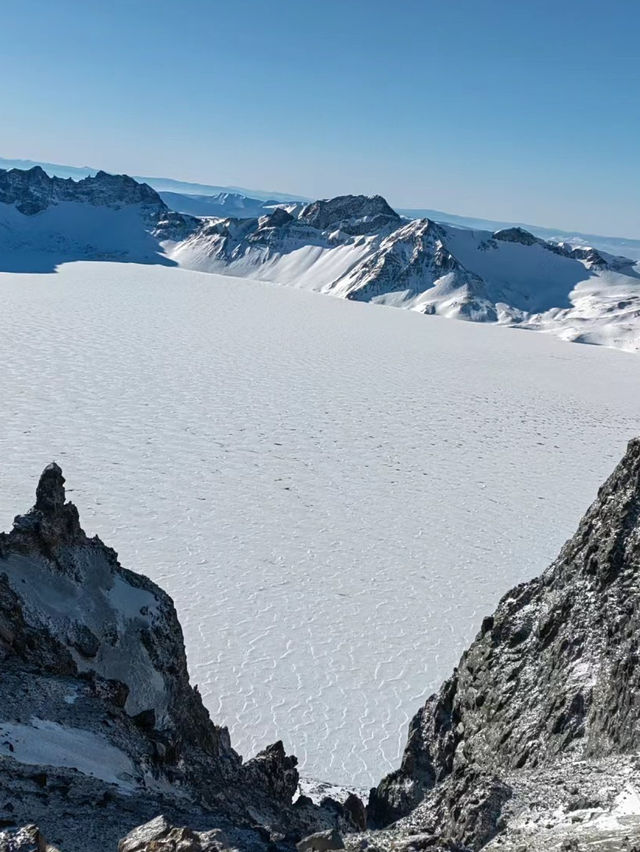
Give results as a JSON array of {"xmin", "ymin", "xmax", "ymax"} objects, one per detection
[
  {"xmin": 0, "ymin": 167, "xmax": 193, "ymax": 272},
  {"xmin": 167, "ymin": 196, "xmax": 640, "ymax": 351}
]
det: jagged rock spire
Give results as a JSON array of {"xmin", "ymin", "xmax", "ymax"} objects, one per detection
[
  {"xmin": 34, "ymin": 462, "xmax": 66, "ymax": 515},
  {"xmin": 6, "ymin": 462, "xmax": 83, "ymax": 555}
]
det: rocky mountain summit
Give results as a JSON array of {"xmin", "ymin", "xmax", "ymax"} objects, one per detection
[
  {"xmin": 0, "ymin": 167, "xmax": 164, "ymax": 216},
  {"xmin": 296, "ymin": 195, "xmax": 400, "ymax": 234}
]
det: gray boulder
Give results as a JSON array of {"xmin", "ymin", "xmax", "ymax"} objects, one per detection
[
  {"xmin": 297, "ymin": 828, "xmax": 345, "ymax": 851},
  {"xmin": 118, "ymin": 816, "xmax": 231, "ymax": 852}
]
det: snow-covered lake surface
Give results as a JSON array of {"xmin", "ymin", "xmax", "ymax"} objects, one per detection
[{"xmin": 1, "ymin": 262, "xmax": 639, "ymax": 787}]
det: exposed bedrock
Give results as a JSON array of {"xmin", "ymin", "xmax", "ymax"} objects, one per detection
[
  {"xmin": 0, "ymin": 464, "xmax": 359, "ymax": 851},
  {"xmin": 367, "ymin": 436, "xmax": 640, "ymax": 847}
]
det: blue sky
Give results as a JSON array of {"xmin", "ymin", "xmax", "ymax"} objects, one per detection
[{"xmin": 2, "ymin": 0, "xmax": 638, "ymax": 235}]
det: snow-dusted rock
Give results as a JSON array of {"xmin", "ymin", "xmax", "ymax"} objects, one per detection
[
  {"xmin": 118, "ymin": 816, "xmax": 231, "ymax": 852},
  {"xmin": 0, "ymin": 462, "xmax": 235, "ymax": 766},
  {"xmin": 0, "ymin": 465, "xmax": 356, "ymax": 851},
  {"xmin": 296, "ymin": 827, "xmax": 345, "ymax": 851},
  {"xmin": 363, "ymin": 437, "xmax": 640, "ymax": 849},
  {"xmin": 0, "ymin": 825, "xmax": 59, "ymax": 852}
]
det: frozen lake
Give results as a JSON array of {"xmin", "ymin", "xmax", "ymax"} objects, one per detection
[{"xmin": 1, "ymin": 261, "xmax": 639, "ymax": 788}]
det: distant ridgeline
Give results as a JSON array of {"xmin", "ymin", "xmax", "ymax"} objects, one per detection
[{"xmin": 0, "ymin": 165, "xmax": 639, "ymax": 351}]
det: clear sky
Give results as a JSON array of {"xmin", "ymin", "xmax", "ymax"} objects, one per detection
[{"xmin": 2, "ymin": 0, "xmax": 639, "ymax": 236}]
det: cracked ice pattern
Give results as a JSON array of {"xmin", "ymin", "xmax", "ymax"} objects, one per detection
[{"xmin": 0, "ymin": 262, "xmax": 639, "ymax": 787}]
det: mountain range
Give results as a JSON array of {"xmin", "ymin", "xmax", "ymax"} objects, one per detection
[
  {"xmin": 0, "ymin": 156, "xmax": 306, "ymax": 203},
  {"xmin": 3, "ymin": 155, "xmax": 639, "ymax": 260},
  {"xmin": 1, "ymin": 164, "xmax": 640, "ymax": 352}
]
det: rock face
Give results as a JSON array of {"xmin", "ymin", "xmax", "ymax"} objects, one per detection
[
  {"xmin": 0, "ymin": 167, "xmax": 164, "ymax": 216},
  {"xmin": 0, "ymin": 463, "xmax": 237, "ymax": 775},
  {"xmin": 0, "ymin": 824, "xmax": 60, "ymax": 852},
  {"xmin": 118, "ymin": 816, "xmax": 231, "ymax": 852},
  {"xmin": 0, "ymin": 465, "xmax": 358, "ymax": 851},
  {"xmin": 297, "ymin": 194, "xmax": 400, "ymax": 234},
  {"xmin": 366, "ymin": 437, "xmax": 640, "ymax": 847}
]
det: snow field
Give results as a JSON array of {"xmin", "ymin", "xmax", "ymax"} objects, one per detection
[{"xmin": 1, "ymin": 262, "xmax": 639, "ymax": 786}]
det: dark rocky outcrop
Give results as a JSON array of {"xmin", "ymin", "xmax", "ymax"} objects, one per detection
[
  {"xmin": 0, "ymin": 463, "xmax": 237, "ymax": 777},
  {"xmin": 0, "ymin": 167, "xmax": 164, "ymax": 216},
  {"xmin": 367, "ymin": 437, "xmax": 640, "ymax": 846},
  {"xmin": 0, "ymin": 465, "xmax": 355, "ymax": 851},
  {"xmin": 298, "ymin": 195, "xmax": 400, "ymax": 235},
  {"xmin": 492, "ymin": 227, "xmax": 540, "ymax": 246},
  {"xmin": 296, "ymin": 828, "xmax": 345, "ymax": 851}
]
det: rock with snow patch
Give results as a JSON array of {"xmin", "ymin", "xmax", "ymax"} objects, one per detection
[
  {"xmin": 118, "ymin": 816, "xmax": 231, "ymax": 852},
  {"xmin": 296, "ymin": 827, "xmax": 345, "ymax": 851},
  {"xmin": 366, "ymin": 437, "xmax": 640, "ymax": 847},
  {"xmin": 0, "ymin": 464, "xmax": 349, "ymax": 851}
]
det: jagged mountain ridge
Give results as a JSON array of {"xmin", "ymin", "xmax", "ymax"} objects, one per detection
[
  {"xmin": 169, "ymin": 195, "xmax": 640, "ymax": 349},
  {"xmin": 0, "ymin": 464, "xmax": 360, "ymax": 851},
  {"xmin": 0, "ymin": 166, "xmax": 163, "ymax": 215},
  {"xmin": 1, "ymin": 166, "xmax": 640, "ymax": 351},
  {"xmin": 5, "ymin": 155, "xmax": 640, "ymax": 259},
  {"xmin": 0, "ymin": 166, "xmax": 194, "ymax": 271}
]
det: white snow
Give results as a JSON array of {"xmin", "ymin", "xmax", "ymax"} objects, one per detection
[
  {"xmin": 0, "ymin": 201, "xmax": 171, "ymax": 272},
  {"xmin": 0, "ymin": 718, "xmax": 138, "ymax": 792},
  {"xmin": 1, "ymin": 262, "xmax": 640, "ymax": 787}
]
